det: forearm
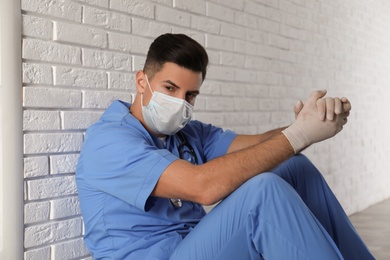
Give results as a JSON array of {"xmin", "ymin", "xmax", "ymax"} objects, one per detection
[
  {"xmin": 227, "ymin": 126, "xmax": 287, "ymax": 154},
  {"xmin": 198, "ymin": 132, "xmax": 293, "ymax": 204}
]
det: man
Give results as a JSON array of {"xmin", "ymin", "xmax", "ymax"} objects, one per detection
[{"xmin": 76, "ymin": 33, "xmax": 373, "ymax": 259}]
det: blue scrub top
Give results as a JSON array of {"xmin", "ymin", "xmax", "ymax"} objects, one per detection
[{"xmin": 76, "ymin": 100, "xmax": 237, "ymax": 259}]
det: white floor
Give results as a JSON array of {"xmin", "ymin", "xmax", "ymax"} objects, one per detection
[{"xmin": 349, "ymin": 198, "xmax": 390, "ymax": 260}]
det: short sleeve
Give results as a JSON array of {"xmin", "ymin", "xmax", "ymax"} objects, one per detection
[
  {"xmin": 182, "ymin": 121, "xmax": 237, "ymax": 162},
  {"xmin": 78, "ymin": 119, "xmax": 178, "ymax": 211}
]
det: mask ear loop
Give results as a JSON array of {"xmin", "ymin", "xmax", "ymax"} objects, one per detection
[
  {"xmin": 141, "ymin": 74, "xmax": 154, "ymax": 107},
  {"xmin": 144, "ymin": 75, "xmax": 153, "ymax": 94}
]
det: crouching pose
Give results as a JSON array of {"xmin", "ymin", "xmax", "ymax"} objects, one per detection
[{"xmin": 76, "ymin": 33, "xmax": 374, "ymax": 260}]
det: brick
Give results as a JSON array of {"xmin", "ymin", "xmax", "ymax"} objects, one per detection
[
  {"xmin": 54, "ymin": 22, "xmax": 107, "ymax": 48},
  {"xmin": 54, "ymin": 67, "xmax": 107, "ymax": 89},
  {"xmin": 245, "ymin": 56, "xmax": 269, "ymax": 71},
  {"xmin": 206, "ymin": 2, "xmax": 234, "ymax": 22},
  {"xmin": 257, "ymin": 44, "xmax": 279, "ymax": 59},
  {"xmin": 234, "ymin": 12, "xmax": 257, "ymax": 29},
  {"xmin": 108, "ymin": 33, "xmax": 152, "ymax": 54},
  {"xmin": 269, "ymin": 34, "xmax": 291, "ymax": 50},
  {"xmin": 197, "ymin": 80, "xmax": 221, "ymax": 95},
  {"xmin": 235, "ymin": 68, "xmax": 258, "ymax": 83},
  {"xmin": 223, "ymin": 112, "xmax": 248, "ymax": 125},
  {"xmin": 155, "ymin": 5, "xmax": 191, "ymax": 27},
  {"xmin": 21, "ymin": 0, "xmax": 82, "ymax": 22},
  {"xmin": 269, "ymin": 86, "xmax": 288, "ymax": 98},
  {"xmin": 22, "ymin": 15, "xmax": 52, "ymax": 40},
  {"xmin": 282, "ymin": 13, "xmax": 305, "ymax": 29},
  {"xmin": 228, "ymin": 125, "xmax": 257, "ymax": 135},
  {"xmin": 23, "ymin": 87, "xmax": 82, "ymax": 108},
  {"xmin": 243, "ymin": 1, "xmax": 266, "ymax": 17},
  {"xmin": 219, "ymin": 82, "xmax": 245, "ymax": 97},
  {"xmin": 50, "ymin": 197, "xmax": 81, "ymax": 219},
  {"xmin": 248, "ymin": 112, "xmax": 271, "ymax": 125},
  {"xmin": 258, "ymin": 98, "xmax": 280, "ymax": 111},
  {"xmin": 26, "ymin": 176, "xmax": 77, "ymax": 200},
  {"xmin": 204, "ymin": 49, "xmax": 220, "ymax": 65},
  {"xmin": 52, "ymin": 238, "xmax": 90, "ymax": 259},
  {"xmin": 246, "ymin": 84, "xmax": 269, "ymax": 98},
  {"xmin": 61, "ymin": 110, "xmax": 103, "ymax": 130},
  {"xmin": 280, "ymin": 24, "xmax": 299, "ymax": 39},
  {"xmin": 204, "ymin": 96, "xmax": 235, "ymax": 111},
  {"xmin": 24, "ymin": 247, "xmax": 51, "ymax": 260},
  {"xmin": 233, "ymin": 39, "xmax": 257, "ymax": 55},
  {"xmin": 192, "ymin": 112, "xmax": 224, "ymax": 126},
  {"xmin": 108, "ymin": 71, "xmax": 136, "ymax": 90},
  {"xmin": 258, "ymin": 17, "xmax": 279, "ymax": 33},
  {"xmin": 220, "ymin": 22, "xmax": 245, "ymax": 39},
  {"xmin": 50, "ymin": 154, "xmax": 79, "ymax": 174},
  {"xmin": 279, "ymin": 0, "xmax": 297, "ymax": 14},
  {"xmin": 23, "ymin": 110, "xmax": 61, "ymax": 131},
  {"xmin": 257, "ymin": 72, "xmax": 279, "ymax": 86},
  {"xmin": 82, "ymin": 90, "xmax": 131, "ymax": 109},
  {"xmin": 190, "ymin": 15, "xmax": 220, "ymax": 34},
  {"xmin": 206, "ymin": 65, "xmax": 235, "ymax": 81},
  {"xmin": 25, "ymin": 202, "xmax": 50, "ymax": 224},
  {"xmin": 265, "ymin": 6, "xmax": 283, "ymax": 22},
  {"xmin": 218, "ymin": 0, "xmax": 244, "ymax": 10},
  {"xmin": 23, "ymin": 63, "xmax": 53, "ymax": 85},
  {"xmin": 206, "ymin": 34, "xmax": 234, "ymax": 52},
  {"xmin": 150, "ymin": 0, "xmax": 172, "ymax": 5},
  {"xmin": 233, "ymin": 97, "xmax": 258, "ymax": 111},
  {"xmin": 82, "ymin": 48, "xmax": 132, "ymax": 71},
  {"xmin": 174, "ymin": 0, "xmax": 206, "ymax": 15},
  {"xmin": 132, "ymin": 18, "xmax": 171, "ymax": 37},
  {"xmin": 83, "ymin": 6, "xmax": 131, "ymax": 32},
  {"xmin": 24, "ymin": 156, "xmax": 49, "ymax": 178},
  {"xmin": 270, "ymin": 111, "xmax": 291, "ymax": 125},
  {"xmin": 24, "ymin": 133, "xmax": 83, "ymax": 154},
  {"xmin": 24, "ymin": 218, "xmax": 82, "ymax": 248},
  {"xmin": 132, "ymin": 55, "xmax": 147, "ymax": 71},
  {"xmin": 110, "ymin": 0, "xmax": 154, "ymax": 18},
  {"xmin": 193, "ymin": 96, "xmax": 206, "ymax": 111},
  {"xmin": 23, "ymin": 39, "xmax": 81, "ymax": 65},
  {"xmin": 78, "ymin": 0, "xmax": 109, "ymax": 8}
]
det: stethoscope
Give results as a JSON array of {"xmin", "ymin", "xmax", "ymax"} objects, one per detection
[
  {"xmin": 170, "ymin": 131, "xmax": 198, "ymax": 208},
  {"xmin": 177, "ymin": 131, "xmax": 198, "ymax": 165}
]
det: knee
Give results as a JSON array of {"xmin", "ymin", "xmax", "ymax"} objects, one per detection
[
  {"xmin": 240, "ymin": 173, "xmax": 288, "ymax": 194},
  {"xmin": 291, "ymin": 154, "xmax": 313, "ymax": 168},
  {"xmin": 271, "ymin": 154, "xmax": 325, "ymax": 189}
]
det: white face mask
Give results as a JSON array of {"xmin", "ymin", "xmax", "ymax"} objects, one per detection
[{"xmin": 141, "ymin": 75, "xmax": 193, "ymax": 136}]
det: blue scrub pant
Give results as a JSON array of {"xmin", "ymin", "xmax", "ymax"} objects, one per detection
[{"xmin": 170, "ymin": 154, "xmax": 374, "ymax": 260}]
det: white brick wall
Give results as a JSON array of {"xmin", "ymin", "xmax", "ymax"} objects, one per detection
[{"xmin": 21, "ymin": 0, "xmax": 390, "ymax": 258}]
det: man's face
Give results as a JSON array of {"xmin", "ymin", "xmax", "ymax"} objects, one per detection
[{"xmin": 142, "ymin": 62, "xmax": 203, "ymax": 106}]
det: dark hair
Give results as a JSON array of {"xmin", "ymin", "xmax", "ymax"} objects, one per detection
[{"xmin": 143, "ymin": 33, "xmax": 209, "ymax": 81}]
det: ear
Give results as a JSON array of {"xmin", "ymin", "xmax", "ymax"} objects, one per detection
[{"xmin": 135, "ymin": 70, "xmax": 147, "ymax": 94}]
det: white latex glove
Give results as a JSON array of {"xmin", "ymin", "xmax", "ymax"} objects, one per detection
[
  {"xmin": 316, "ymin": 96, "xmax": 351, "ymax": 120},
  {"xmin": 283, "ymin": 90, "xmax": 348, "ymax": 153},
  {"xmin": 294, "ymin": 96, "xmax": 351, "ymax": 120}
]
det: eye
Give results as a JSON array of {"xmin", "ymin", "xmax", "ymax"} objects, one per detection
[
  {"xmin": 165, "ymin": 85, "xmax": 175, "ymax": 92},
  {"xmin": 186, "ymin": 92, "xmax": 196, "ymax": 98},
  {"xmin": 186, "ymin": 92, "xmax": 198, "ymax": 103}
]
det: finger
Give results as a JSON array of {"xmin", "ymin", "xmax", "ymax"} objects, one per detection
[
  {"xmin": 294, "ymin": 100, "xmax": 304, "ymax": 119},
  {"xmin": 308, "ymin": 89, "xmax": 327, "ymax": 102},
  {"xmin": 334, "ymin": 98, "xmax": 342, "ymax": 114},
  {"xmin": 342, "ymin": 98, "xmax": 352, "ymax": 112},
  {"xmin": 326, "ymin": 97, "xmax": 335, "ymax": 120},
  {"xmin": 316, "ymin": 99, "xmax": 326, "ymax": 120}
]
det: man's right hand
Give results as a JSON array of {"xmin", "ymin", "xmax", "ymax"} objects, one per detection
[{"xmin": 283, "ymin": 90, "xmax": 349, "ymax": 153}]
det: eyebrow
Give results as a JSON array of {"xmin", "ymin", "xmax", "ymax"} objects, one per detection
[{"xmin": 162, "ymin": 80, "xmax": 200, "ymax": 95}]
